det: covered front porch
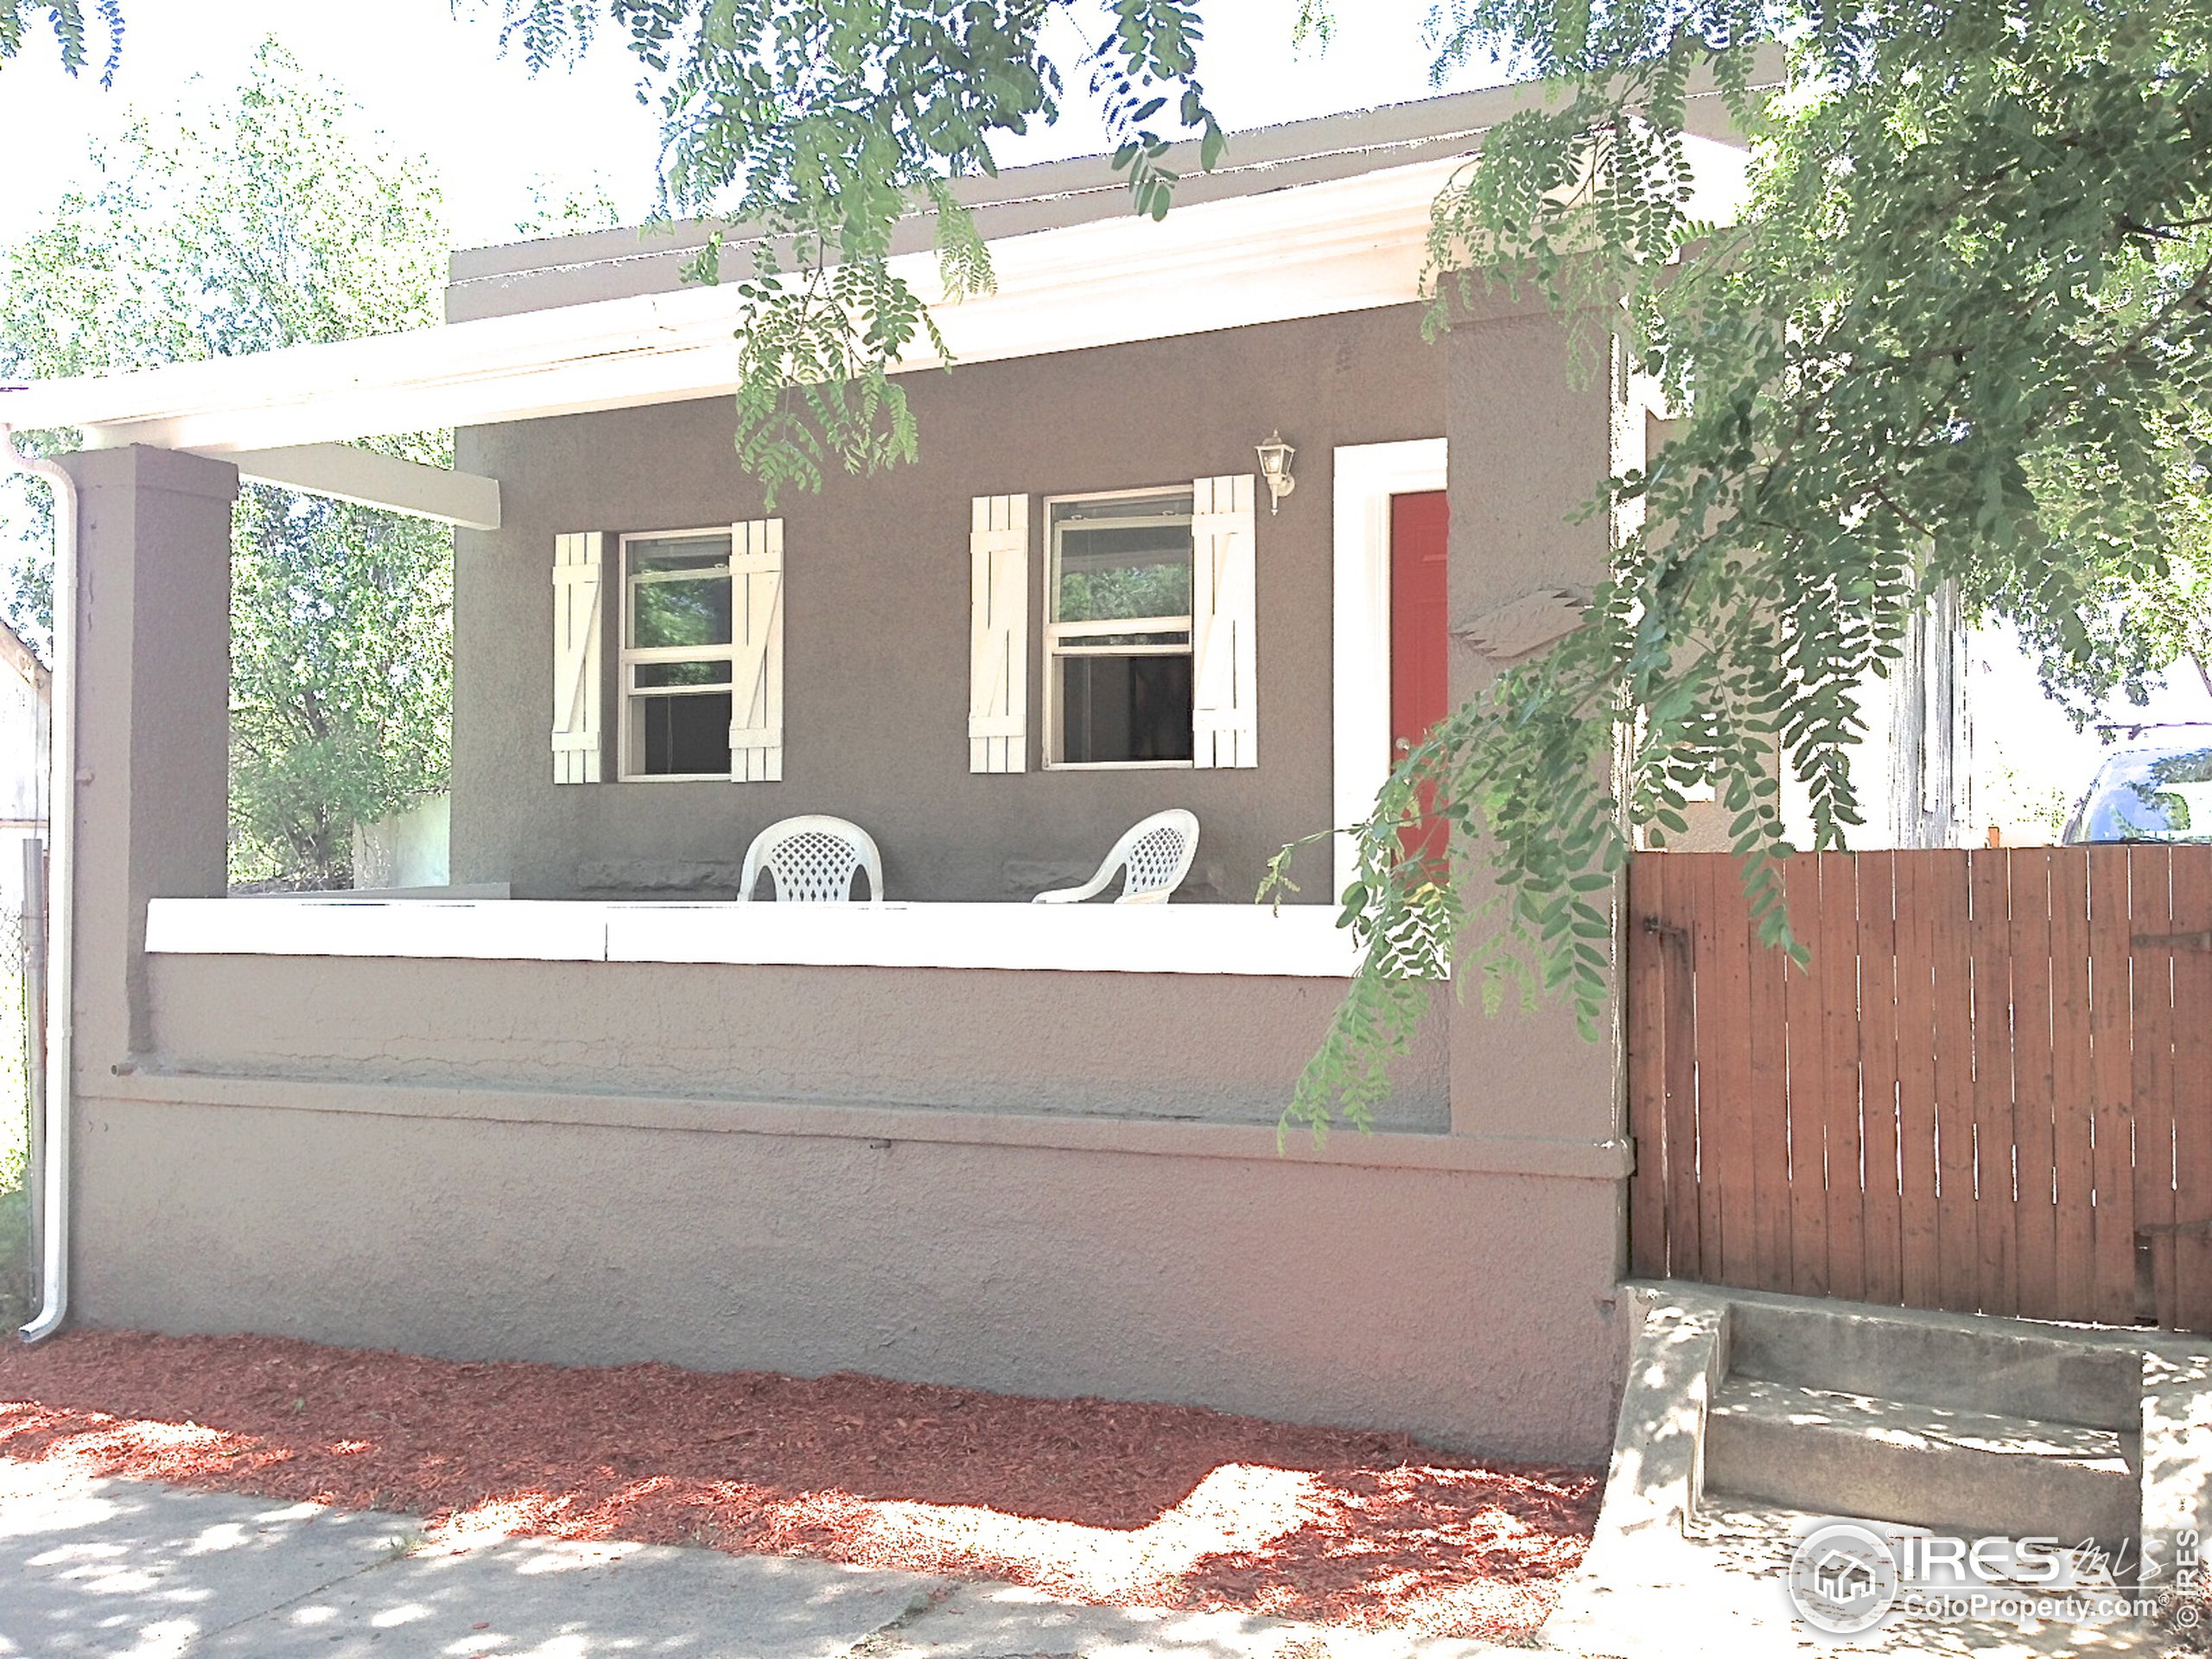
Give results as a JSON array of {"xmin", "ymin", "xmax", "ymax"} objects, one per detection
[{"xmin": 2, "ymin": 91, "xmax": 1645, "ymax": 1458}]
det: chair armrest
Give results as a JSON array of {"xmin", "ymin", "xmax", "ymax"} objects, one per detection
[{"xmin": 1033, "ymin": 870, "xmax": 1115, "ymax": 904}]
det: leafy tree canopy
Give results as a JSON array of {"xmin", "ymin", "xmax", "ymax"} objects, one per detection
[
  {"xmin": 0, "ymin": 41, "xmax": 455, "ymax": 886},
  {"xmin": 0, "ymin": 0, "xmax": 120, "ymax": 81}
]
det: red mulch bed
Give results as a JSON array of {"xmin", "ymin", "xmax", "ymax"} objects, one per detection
[{"xmin": 0, "ymin": 1331, "xmax": 1599, "ymax": 1641}]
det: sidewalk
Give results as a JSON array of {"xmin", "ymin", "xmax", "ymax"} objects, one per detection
[{"xmin": 0, "ymin": 1462, "xmax": 1504, "ymax": 1659}]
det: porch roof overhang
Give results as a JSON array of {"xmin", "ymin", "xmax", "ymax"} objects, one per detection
[
  {"xmin": 0, "ymin": 150, "xmax": 1464, "ymax": 460},
  {"xmin": 3, "ymin": 155, "xmax": 1756, "ymax": 452}
]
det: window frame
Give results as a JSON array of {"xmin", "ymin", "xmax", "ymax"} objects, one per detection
[
  {"xmin": 1042, "ymin": 486, "xmax": 1198, "ymax": 772},
  {"xmin": 617, "ymin": 526, "xmax": 739, "ymax": 783}
]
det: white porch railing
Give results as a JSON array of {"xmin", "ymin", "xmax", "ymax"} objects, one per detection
[{"xmin": 143, "ymin": 896, "xmax": 1361, "ymax": 978}]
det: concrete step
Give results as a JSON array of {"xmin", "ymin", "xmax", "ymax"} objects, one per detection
[
  {"xmin": 1705, "ymin": 1376, "xmax": 2139, "ymax": 1545},
  {"xmin": 1726, "ymin": 1295, "xmax": 2142, "ymax": 1430}
]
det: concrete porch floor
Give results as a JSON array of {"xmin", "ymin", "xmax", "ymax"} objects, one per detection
[{"xmin": 0, "ymin": 1461, "xmax": 1504, "ymax": 1659}]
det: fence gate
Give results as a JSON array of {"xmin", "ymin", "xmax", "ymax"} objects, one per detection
[{"xmin": 1626, "ymin": 846, "xmax": 2212, "ymax": 1335}]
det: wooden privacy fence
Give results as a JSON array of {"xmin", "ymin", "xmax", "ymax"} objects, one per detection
[{"xmin": 1626, "ymin": 846, "xmax": 2212, "ymax": 1335}]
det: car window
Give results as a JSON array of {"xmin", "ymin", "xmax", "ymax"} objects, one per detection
[{"xmin": 2069, "ymin": 744, "xmax": 2212, "ymax": 843}]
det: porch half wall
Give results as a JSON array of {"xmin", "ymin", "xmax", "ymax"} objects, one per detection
[
  {"xmin": 55, "ymin": 288, "xmax": 1630, "ymax": 1465},
  {"xmin": 144, "ymin": 950, "xmax": 1447, "ymax": 1128}
]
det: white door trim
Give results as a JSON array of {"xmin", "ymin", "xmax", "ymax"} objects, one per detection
[{"xmin": 1332, "ymin": 439, "xmax": 1448, "ymax": 899}]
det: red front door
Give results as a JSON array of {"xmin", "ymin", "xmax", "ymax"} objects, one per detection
[{"xmin": 1389, "ymin": 491, "xmax": 1450, "ymax": 874}]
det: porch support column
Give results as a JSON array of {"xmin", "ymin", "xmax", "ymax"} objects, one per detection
[
  {"xmin": 1443, "ymin": 289, "xmax": 1625, "ymax": 1160},
  {"xmin": 61, "ymin": 445, "xmax": 238, "ymax": 1066}
]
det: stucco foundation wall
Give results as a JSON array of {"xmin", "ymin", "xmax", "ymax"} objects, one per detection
[
  {"xmin": 451, "ymin": 306, "xmax": 1446, "ymax": 904},
  {"xmin": 146, "ymin": 953, "xmax": 1448, "ymax": 1128},
  {"xmin": 69, "ymin": 1083, "xmax": 1625, "ymax": 1462}
]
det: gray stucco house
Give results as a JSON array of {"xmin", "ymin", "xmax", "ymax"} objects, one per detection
[{"xmin": 0, "ymin": 76, "xmax": 1834, "ymax": 1463}]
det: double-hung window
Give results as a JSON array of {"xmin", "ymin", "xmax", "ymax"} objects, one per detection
[
  {"xmin": 1046, "ymin": 491, "xmax": 1196, "ymax": 766},
  {"xmin": 620, "ymin": 530, "xmax": 735, "ymax": 779}
]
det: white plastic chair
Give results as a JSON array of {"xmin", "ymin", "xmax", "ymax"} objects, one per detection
[
  {"xmin": 1033, "ymin": 809, "xmax": 1200, "ymax": 906},
  {"xmin": 740, "ymin": 816, "xmax": 885, "ymax": 902}
]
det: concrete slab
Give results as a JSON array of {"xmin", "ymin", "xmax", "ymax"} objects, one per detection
[
  {"xmin": 884, "ymin": 1580, "xmax": 1501, "ymax": 1659},
  {"xmin": 1, "ymin": 1466, "xmax": 1510, "ymax": 1659},
  {"xmin": 207, "ymin": 1535, "xmax": 946, "ymax": 1659},
  {"xmin": 0, "ymin": 1464, "xmax": 416, "ymax": 1658}
]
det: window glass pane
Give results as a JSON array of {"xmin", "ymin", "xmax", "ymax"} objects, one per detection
[
  {"xmin": 638, "ymin": 690, "xmax": 733, "ymax": 775},
  {"xmin": 629, "ymin": 536, "xmax": 734, "ymax": 650},
  {"xmin": 635, "ymin": 660, "xmax": 734, "ymax": 689},
  {"xmin": 1058, "ymin": 654, "xmax": 1193, "ymax": 764},
  {"xmin": 632, "ymin": 536, "xmax": 732, "ymax": 578},
  {"xmin": 1052, "ymin": 494, "xmax": 1193, "ymax": 623},
  {"xmin": 1053, "ymin": 631, "xmax": 1192, "ymax": 651}
]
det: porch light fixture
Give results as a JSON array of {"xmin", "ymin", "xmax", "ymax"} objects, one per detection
[{"xmin": 1255, "ymin": 431, "xmax": 1296, "ymax": 514}]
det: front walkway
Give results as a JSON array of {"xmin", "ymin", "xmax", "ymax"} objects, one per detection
[{"xmin": 0, "ymin": 1462, "xmax": 1503, "ymax": 1659}]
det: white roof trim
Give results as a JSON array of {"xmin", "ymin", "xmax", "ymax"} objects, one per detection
[
  {"xmin": 0, "ymin": 130, "xmax": 1749, "ymax": 457},
  {"xmin": 1, "ymin": 156, "xmax": 1457, "ymax": 454}
]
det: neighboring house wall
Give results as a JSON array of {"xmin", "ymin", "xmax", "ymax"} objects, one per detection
[
  {"xmin": 1881, "ymin": 584, "xmax": 1974, "ymax": 847},
  {"xmin": 451, "ymin": 306, "xmax": 1446, "ymax": 904},
  {"xmin": 0, "ymin": 617, "xmax": 51, "ymax": 912},
  {"xmin": 351, "ymin": 793, "xmax": 451, "ymax": 891},
  {"xmin": 1667, "ymin": 596, "xmax": 1977, "ymax": 855}
]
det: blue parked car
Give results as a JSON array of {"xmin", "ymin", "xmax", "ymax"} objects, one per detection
[{"xmin": 2062, "ymin": 734, "xmax": 2212, "ymax": 843}]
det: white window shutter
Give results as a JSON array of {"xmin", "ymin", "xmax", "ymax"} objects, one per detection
[
  {"xmin": 1191, "ymin": 474, "xmax": 1257, "ymax": 768},
  {"xmin": 550, "ymin": 532, "xmax": 604, "ymax": 785},
  {"xmin": 968, "ymin": 494, "xmax": 1030, "ymax": 773},
  {"xmin": 728, "ymin": 518, "xmax": 785, "ymax": 783}
]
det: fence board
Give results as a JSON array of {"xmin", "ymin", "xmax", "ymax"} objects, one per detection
[
  {"xmin": 1745, "ymin": 857, "xmax": 1796, "ymax": 1291},
  {"xmin": 1627, "ymin": 859, "xmax": 1668, "ymax": 1278},
  {"xmin": 1781, "ymin": 854, "xmax": 1830, "ymax": 1297},
  {"xmin": 1690, "ymin": 855, "xmax": 1731, "ymax": 1281},
  {"xmin": 2085, "ymin": 849, "xmax": 2139, "ymax": 1325},
  {"xmin": 1892, "ymin": 854, "xmax": 1945, "ymax": 1308},
  {"xmin": 1624, "ymin": 844, "xmax": 2212, "ymax": 1338},
  {"xmin": 2167, "ymin": 853, "xmax": 2212, "ymax": 1336},
  {"xmin": 1856, "ymin": 852, "xmax": 1904, "ymax": 1306},
  {"xmin": 1928, "ymin": 854, "xmax": 1980, "ymax": 1313},
  {"xmin": 1818, "ymin": 854, "xmax": 1868, "ymax": 1303},
  {"xmin": 2007, "ymin": 849, "xmax": 2059, "ymax": 1320},
  {"xmin": 1657, "ymin": 855, "xmax": 1702, "ymax": 1279},
  {"xmin": 2132, "ymin": 847, "xmax": 2179, "ymax": 1330},
  {"xmin": 1704, "ymin": 854, "xmax": 1759, "ymax": 1288},
  {"xmin": 1967, "ymin": 852, "xmax": 2018, "ymax": 1317},
  {"xmin": 2044, "ymin": 850, "xmax": 2095, "ymax": 1320}
]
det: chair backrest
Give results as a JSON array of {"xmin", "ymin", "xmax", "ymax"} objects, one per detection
[
  {"xmin": 1106, "ymin": 808, "xmax": 1200, "ymax": 903},
  {"xmin": 740, "ymin": 816, "xmax": 884, "ymax": 902}
]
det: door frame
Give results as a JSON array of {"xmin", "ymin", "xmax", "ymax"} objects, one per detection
[{"xmin": 1332, "ymin": 439, "xmax": 1448, "ymax": 898}]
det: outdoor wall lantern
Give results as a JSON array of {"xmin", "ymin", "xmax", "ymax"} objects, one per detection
[{"xmin": 1255, "ymin": 432, "xmax": 1296, "ymax": 514}]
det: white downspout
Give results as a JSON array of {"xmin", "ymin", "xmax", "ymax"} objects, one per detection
[{"xmin": 0, "ymin": 423, "xmax": 75, "ymax": 1344}]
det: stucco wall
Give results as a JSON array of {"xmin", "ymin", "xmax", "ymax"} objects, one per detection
[
  {"xmin": 451, "ymin": 306, "xmax": 1446, "ymax": 903},
  {"xmin": 68, "ymin": 1077, "xmax": 1624, "ymax": 1461},
  {"xmin": 146, "ymin": 953, "xmax": 1449, "ymax": 1128}
]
